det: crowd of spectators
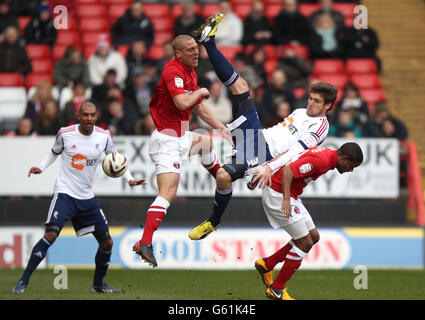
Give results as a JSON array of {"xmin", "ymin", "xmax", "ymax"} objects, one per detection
[{"xmin": 0, "ymin": 0, "xmax": 407, "ymax": 142}]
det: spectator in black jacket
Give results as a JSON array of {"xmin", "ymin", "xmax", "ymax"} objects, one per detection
[
  {"xmin": 0, "ymin": 25, "xmax": 32, "ymax": 74},
  {"xmin": 310, "ymin": 0, "xmax": 345, "ymax": 30},
  {"xmin": 173, "ymin": 0, "xmax": 204, "ymax": 37},
  {"xmin": 274, "ymin": 0, "xmax": 310, "ymax": 45},
  {"xmin": 24, "ymin": 4, "xmax": 57, "ymax": 47},
  {"xmin": 111, "ymin": 0, "xmax": 154, "ymax": 50},
  {"xmin": 0, "ymin": 0, "xmax": 18, "ymax": 36},
  {"xmin": 242, "ymin": 0, "xmax": 273, "ymax": 46}
]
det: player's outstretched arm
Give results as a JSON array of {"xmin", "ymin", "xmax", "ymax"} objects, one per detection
[
  {"xmin": 28, "ymin": 167, "xmax": 42, "ymax": 177},
  {"xmin": 128, "ymin": 179, "xmax": 147, "ymax": 187}
]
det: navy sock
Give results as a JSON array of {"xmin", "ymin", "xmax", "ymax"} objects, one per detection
[
  {"xmin": 20, "ymin": 237, "xmax": 51, "ymax": 285},
  {"xmin": 93, "ymin": 247, "xmax": 111, "ymax": 286},
  {"xmin": 202, "ymin": 37, "xmax": 239, "ymax": 87},
  {"xmin": 208, "ymin": 188, "xmax": 233, "ymax": 227}
]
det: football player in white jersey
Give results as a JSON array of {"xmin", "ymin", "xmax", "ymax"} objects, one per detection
[
  {"xmin": 188, "ymin": 14, "xmax": 338, "ymax": 240},
  {"xmin": 13, "ymin": 102, "xmax": 145, "ymax": 294}
]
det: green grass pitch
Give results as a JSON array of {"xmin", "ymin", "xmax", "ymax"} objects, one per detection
[{"xmin": 1, "ymin": 268, "xmax": 424, "ymax": 300}]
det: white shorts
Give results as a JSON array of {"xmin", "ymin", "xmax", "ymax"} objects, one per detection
[
  {"xmin": 262, "ymin": 186, "xmax": 316, "ymax": 240},
  {"xmin": 149, "ymin": 129, "xmax": 193, "ymax": 175}
]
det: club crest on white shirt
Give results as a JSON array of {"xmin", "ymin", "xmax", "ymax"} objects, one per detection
[
  {"xmin": 174, "ymin": 77, "xmax": 184, "ymax": 88},
  {"xmin": 299, "ymin": 163, "xmax": 312, "ymax": 174}
]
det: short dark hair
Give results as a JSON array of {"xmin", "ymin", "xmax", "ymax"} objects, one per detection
[
  {"xmin": 338, "ymin": 142, "xmax": 363, "ymax": 164},
  {"xmin": 310, "ymin": 81, "xmax": 338, "ymax": 110}
]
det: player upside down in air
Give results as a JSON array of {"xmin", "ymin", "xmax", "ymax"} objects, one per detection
[
  {"xmin": 253, "ymin": 142, "xmax": 363, "ymax": 300},
  {"xmin": 188, "ymin": 13, "xmax": 338, "ymax": 241}
]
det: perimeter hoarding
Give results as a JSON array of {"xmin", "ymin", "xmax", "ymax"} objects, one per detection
[
  {"xmin": 44, "ymin": 227, "xmax": 423, "ymax": 269},
  {"xmin": 0, "ymin": 137, "xmax": 399, "ymax": 198}
]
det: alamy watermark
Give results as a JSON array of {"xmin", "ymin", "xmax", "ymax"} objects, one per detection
[
  {"xmin": 353, "ymin": 265, "xmax": 368, "ymax": 290},
  {"xmin": 53, "ymin": 264, "xmax": 68, "ymax": 290}
]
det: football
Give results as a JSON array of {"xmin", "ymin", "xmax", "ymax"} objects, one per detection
[{"xmin": 102, "ymin": 152, "xmax": 128, "ymax": 178}]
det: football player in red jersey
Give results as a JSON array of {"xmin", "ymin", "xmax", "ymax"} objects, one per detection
[
  {"xmin": 253, "ymin": 142, "xmax": 363, "ymax": 300},
  {"xmin": 132, "ymin": 34, "xmax": 233, "ymax": 267}
]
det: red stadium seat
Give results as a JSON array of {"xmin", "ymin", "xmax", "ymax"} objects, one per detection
[
  {"xmin": 234, "ymin": 4, "xmax": 252, "ymax": 20},
  {"xmin": 56, "ymin": 31, "xmax": 80, "ymax": 47},
  {"xmin": 231, "ymin": 0, "xmax": 255, "ymax": 4},
  {"xmin": 52, "ymin": 44, "xmax": 69, "ymax": 63},
  {"xmin": 264, "ymin": 59, "xmax": 278, "ymax": 77},
  {"xmin": 277, "ymin": 44, "xmax": 309, "ymax": 59},
  {"xmin": 344, "ymin": 16, "xmax": 354, "ymax": 28},
  {"xmin": 350, "ymin": 74, "xmax": 382, "ymax": 89},
  {"xmin": 346, "ymin": 59, "xmax": 378, "ymax": 74},
  {"xmin": 217, "ymin": 46, "xmax": 243, "ymax": 63},
  {"xmin": 81, "ymin": 32, "xmax": 108, "ymax": 46},
  {"xmin": 265, "ymin": 3, "xmax": 284, "ymax": 21},
  {"xmin": 18, "ymin": 16, "xmax": 31, "ymax": 34},
  {"xmin": 359, "ymin": 88, "xmax": 387, "ymax": 113},
  {"xmin": 202, "ymin": 3, "xmax": 220, "ymax": 20},
  {"xmin": 108, "ymin": 4, "xmax": 129, "ymax": 23},
  {"xmin": 84, "ymin": 45, "xmax": 97, "ymax": 60},
  {"xmin": 25, "ymin": 44, "xmax": 51, "ymax": 60},
  {"xmin": 30, "ymin": 59, "xmax": 53, "ymax": 74},
  {"xmin": 317, "ymin": 73, "xmax": 349, "ymax": 90},
  {"xmin": 104, "ymin": 0, "xmax": 131, "ymax": 4},
  {"xmin": 153, "ymin": 31, "xmax": 174, "ymax": 45},
  {"xmin": 25, "ymin": 73, "xmax": 54, "ymax": 90},
  {"xmin": 245, "ymin": 44, "xmax": 277, "ymax": 61},
  {"xmin": 76, "ymin": 4, "xmax": 107, "ymax": 18},
  {"xmin": 0, "ymin": 73, "xmax": 24, "ymax": 86},
  {"xmin": 333, "ymin": 3, "xmax": 356, "ymax": 18},
  {"xmin": 293, "ymin": 87, "xmax": 307, "ymax": 99},
  {"xmin": 143, "ymin": 4, "xmax": 170, "ymax": 19},
  {"xmin": 298, "ymin": 3, "xmax": 320, "ymax": 18},
  {"xmin": 313, "ymin": 59, "xmax": 345, "ymax": 75},
  {"xmin": 151, "ymin": 17, "xmax": 174, "ymax": 33},
  {"xmin": 79, "ymin": 18, "xmax": 109, "ymax": 32},
  {"xmin": 75, "ymin": 0, "xmax": 102, "ymax": 4},
  {"xmin": 148, "ymin": 44, "xmax": 165, "ymax": 61},
  {"xmin": 171, "ymin": 3, "xmax": 202, "ymax": 20},
  {"xmin": 117, "ymin": 45, "xmax": 130, "ymax": 57}
]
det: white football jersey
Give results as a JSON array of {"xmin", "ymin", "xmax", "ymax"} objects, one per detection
[
  {"xmin": 50, "ymin": 125, "xmax": 116, "ymax": 199},
  {"xmin": 261, "ymin": 108, "xmax": 329, "ymax": 157}
]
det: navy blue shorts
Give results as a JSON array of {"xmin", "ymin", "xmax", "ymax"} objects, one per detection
[
  {"xmin": 223, "ymin": 91, "xmax": 273, "ymax": 181},
  {"xmin": 45, "ymin": 193, "xmax": 108, "ymax": 236}
]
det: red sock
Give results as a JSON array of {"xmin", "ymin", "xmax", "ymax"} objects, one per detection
[
  {"xmin": 140, "ymin": 206, "xmax": 166, "ymax": 245},
  {"xmin": 202, "ymin": 153, "xmax": 221, "ymax": 178},
  {"xmin": 265, "ymin": 240, "xmax": 294, "ymax": 270},
  {"xmin": 272, "ymin": 245, "xmax": 307, "ymax": 290}
]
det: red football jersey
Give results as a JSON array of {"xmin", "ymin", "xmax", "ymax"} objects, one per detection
[
  {"xmin": 270, "ymin": 147, "xmax": 338, "ymax": 199},
  {"xmin": 149, "ymin": 58, "xmax": 202, "ymax": 137}
]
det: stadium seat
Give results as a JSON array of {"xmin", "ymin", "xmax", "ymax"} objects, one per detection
[
  {"xmin": 298, "ymin": 3, "xmax": 320, "ymax": 18},
  {"xmin": 52, "ymin": 45, "xmax": 69, "ymax": 63},
  {"xmin": 245, "ymin": 44, "xmax": 277, "ymax": 61},
  {"xmin": 171, "ymin": 3, "xmax": 202, "ymax": 19},
  {"xmin": 350, "ymin": 74, "xmax": 382, "ymax": 89},
  {"xmin": 25, "ymin": 73, "xmax": 54, "ymax": 90},
  {"xmin": 333, "ymin": 3, "xmax": 357, "ymax": 18},
  {"xmin": 293, "ymin": 87, "xmax": 307, "ymax": 99},
  {"xmin": 265, "ymin": 3, "xmax": 284, "ymax": 22},
  {"xmin": 25, "ymin": 44, "xmax": 51, "ymax": 60},
  {"xmin": 153, "ymin": 31, "xmax": 173, "ymax": 45},
  {"xmin": 264, "ymin": 59, "xmax": 278, "ymax": 77},
  {"xmin": 76, "ymin": 4, "xmax": 107, "ymax": 18},
  {"xmin": 104, "ymin": 0, "xmax": 131, "ymax": 4},
  {"xmin": 0, "ymin": 73, "xmax": 24, "ymax": 87},
  {"xmin": 316, "ymin": 74, "xmax": 349, "ymax": 90},
  {"xmin": 83, "ymin": 45, "xmax": 97, "ymax": 60},
  {"xmin": 0, "ymin": 87, "xmax": 27, "ymax": 120},
  {"xmin": 230, "ymin": 0, "xmax": 255, "ymax": 4},
  {"xmin": 202, "ymin": 3, "xmax": 220, "ymax": 19},
  {"xmin": 79, "ymin": 18, "xmax": 109, "ymax": 32},
  {"xmin": 75, "ymin": 0, "xmax": 102, "ymax": 4},
  {"xmin": 217, "ymin": 46, "xmax": 243, "ymax": 63},
  {"xmin": 59, "ymin": 86, "xmax": 92, "ymax": 110},
  {"xmin": 277, "ymin": 44, "xmax": 309, "ymax": 59},
  {"xmin": 107, "ymin": 4, "xmax": 130, "ymax": 23},
  {"xmin": 143, "ymin": 4, "xmax": 170, "ymax": 19},
  {"xmin": 344, "ymin": 16, "xmax": 354, "ymax": 28},
  {"xmin": 359, "ymin": 88, "xmax": 387, "ymax": 113},
  {"xmin": 81, "ymin": 32, "xmax": 108, "ymax": 47},
  {"xmin": 234, "ymin": 4, "xmax": 252, "ymax": 20},
  {"xmin": 313, "ymin": 59, "xmax": 345, "ymax": 75},
  {"xmin": 346, "ymin": 59, "xmax": 379, "ymax": 74},
  {"xmin": 55, "ymin": 31, "xmax": 81, "ymax": 47},
  {"xmin": 117, "ymin": 45, "xmax": 130, "ymax": 57},
  {"xmin": 30, "ymin": 59, "xmax": 53, "ymax": 74},
  {"xmin": 147, "ymin": 45, "xmax": 164, "ymax": 61},
  {"xmin": 18, "ymin": 16, "xmax": 30, "ymax": 35},
  {"xmin": 151, "ymin": 17, "xmax": 174, "ymax": 33}
]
